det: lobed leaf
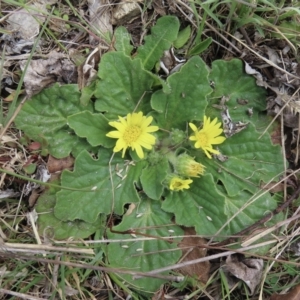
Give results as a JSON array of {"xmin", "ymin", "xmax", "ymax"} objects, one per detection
[
  {"xmin": 107, "ymin": 200, "xmax": 183, "ymax": 294},
  {"xmin": 114, "ymin": 26, "xmax": 133, "ymax": 56},
  {"xmin": 162, "ymin": 174, "xmax": 281, "ymax": 239},
  {"xmin": 94, "ymin": 52, "xmax": 155, "ymax": 116},
  {"xmin": 207, "ymin": 58, "xmax": 266, "ymax": 124},
  {"xmin": 36, "ymin": 186, "xmax": 105, "ymax": 240},
  {"xmin": 151, "ymin": 56, "xmax": 212, "ymax": 130},
  {"xmin": 140, "ymin": 156, "xmax": 169, "ymax": 200},
  {"xmin": 162, "ymin": 174, "xmax": 227, "ymax": 236},
  {"xmin": 197, "ymin": 123, "xmax": 284, "ymax": 196},
  {"xmin": 54, "ymin": 149, "xmax": 142, "ymax": 223},
  {"xmin": 135, "ymin": 15, "xmax": 180, "ymax": 70},
  {"xmin": 14, "ymin": 84, "xmax": 95, "ymax": 158},
  {"xmin": 68, "ymin": 111, "xmax": 114, "ymax": 148}
]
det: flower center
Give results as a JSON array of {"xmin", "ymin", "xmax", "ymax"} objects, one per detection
[
  {"xmin": 173, "ymin": 181, "xmax": 184, "ymax": 189},
  {"xmin": 196, "ymin": 132, "xmax": 208, "ymax": 146},
  {"xmin": 123, "ymin": 125, "xmax": 142, "ymax": 145}
]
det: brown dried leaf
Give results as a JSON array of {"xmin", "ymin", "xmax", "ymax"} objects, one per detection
[
  {"xmin": 270, "ymin": 123, "xmax": 282, "ymax": 146},
  {"xmin": 27, "ymin": 142, "xmax": 41, "ymax": 151},
  {"xmin": 28, "ymin": 189, "xmax": 41, "ymax": 207},
  {"xmin": 5, "ymin": 3, "xmax": 46, "ymax": 51},
  {"xmin": 223, "ymin": 254, "xmax": 263, "ymax": 295},
  {"xmin": 112, "ymin": 0, "xmax": 143, "ymax": 25},
  {"xmin": 19, "ymin": 51, "xmax": 77, "ymax": 96},
  {"xmin": 47, "ymin": 155, "xmax": 74, "ymax": 173},
  {"xmin": 260, "ymin": 182, "xmax": 286, "ymax": 193},
  {"xmin": 270, "ymin": 284, "xmax": 300, "ymax": 300},
  {"xmin": 88, "ymin": 0, "xmax": 112, "ymax": 45},
  {"xmin": 177, "ymin": 227, "xmax": 210, "ymax": 283}
]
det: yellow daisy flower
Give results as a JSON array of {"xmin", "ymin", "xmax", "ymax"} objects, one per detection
[
  {"xmin": 189, "ymin": 116, "xmax": 226, "ymax": 159},
  {"xmin": 106, "ymin": 112, "xmax": 159, "ymax": 159},
  {"xmin": 169, "ymin": 177, "xmax": 193, "ymax": 191}
]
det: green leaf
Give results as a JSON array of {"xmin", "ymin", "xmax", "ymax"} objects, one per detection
[
  {"xmin": 80, "ymin": 81, "xmax": 96, "ymax": 106},
  {"xmin": 162, "ymin": 174, "xmax": 280, "ymax": 239},
  {"xmin": 174, "ymin": 25, "xmax": 191, "ymax": 49},
  {"xmin": 23, "ymin": 163, "xmax": 37, "ymax": 174},
  {"xmin": 114, "ymin": 26, "xmax": 133, "ymax": 55},
  {"xmin": 68, "ymin": 111, "xmax": 114, "ymax": 148},
  {"xmin": 14, "ymin": 84, "xmax": 94, "ymax": 158},
  {"xmin": 54, "ymin": 149, "xmax": 142, "ymax": 223},
  {"xmin": 188, "ymin": 37, "xmax": 212, "ymax": 56},
  {"xmin": 151, "ymin": 56, "xmax": 212, "ymax": 130},
  {"xmin": 162, "ymin": 174, "xmax": 227, "ymax": 236},
  {"xmin": 107, "ymin": 200, "xmax": 183, "ymax": 294},
  {"xmin": 140, "ymin": 156, "xmax": 169, "ymax": 200},
  {"xmin": 198, "ymin": 123, "xmax": 284, "ymax": 196},
  {"xmin": 135, "ymin": 16, "xmax": 180, "ymax": 70},
  {"xmin": 36, "ymin": 186, "xmax": 105, "ymax": 240},
  {"xmin": 94, "ymin": 52, "xmax": 155, "ymax": 116},
  {"xmin": 222, "ymin": 188, "xmax": 282, "ymax": 236},
  {"xmin": 207, "ymin": 58, "xmax": 266, "ymax": 123}
]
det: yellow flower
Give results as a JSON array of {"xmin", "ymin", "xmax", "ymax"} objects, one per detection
[
  {"xmin": 189, "ymin": 116, "xmax": 226, "ymax": 159},
  {"xmin": 106, "ymin": 112, "xmax": 159, "ymax": 159},
  {"xmin": 169, "ymin": 177, "xmax": 193, "ymax": 191},
  {"xmin": 175, "ymin": 154, "xmax": 205, "ymax": 177}
]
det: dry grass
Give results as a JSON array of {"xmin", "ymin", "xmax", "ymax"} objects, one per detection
[{"xmin": 1, "ymin": 0, "xmax": 300, "ymax": 299}]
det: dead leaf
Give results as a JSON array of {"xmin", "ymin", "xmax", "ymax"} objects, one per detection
[
  {"xmin": 19, "ymin": 51, "xmax": 77, "ymax": 96},
  {"xmin": 27, "ymin": 142, "xmax": 41, "ymax": 151},
  {"xmin": 28, "ymin": 189, "xmax": 41, "ymax": 207},
  {"xmin": 270, "ymin": 284, "xmax": 300, "ymax": 300},
  {"xmin": 289, "ymin": 240, "xmax": 300, "ymax": 256},
  {"xmin": 177, "ymin": 227, "xmax": 210, "ymax": 283},
  {"xmin": 24, "ymin": 164, "xmax": 51, "ymax": 196},
  {"xmin": 223, "ymin": 254, "xmax": 263, "ymax": 295},
  {"xmin": 6, "ymin": 2, "xmax": 47, "ymax": 40},
  {"xmin": 2, "ymin": 1, "xmax": 57, "ymax": 55},
  {"xmin": 47, "ymin": 155, "xmax": 74, "ymax": 173},
  {"xmin": 0, "ymin": 189, "xmax": 20, "ymax": 199},
  {"xmin": 150, "ymin": 0, "xmax": 166, "ymax": 16},
  {"xmin": 260, "ymin": 182, "xmax": 286, "ymax": 193},
  {"xmin": 112, "ymin": 0, "xmax": 143, "ymax": 25},
  {"xmin": 87, "ymin": 0, "xmax": 113, "ymax": 45}
]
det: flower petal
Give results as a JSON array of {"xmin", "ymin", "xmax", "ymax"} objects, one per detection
[
  {"xmin": 145, "ymin": 125, "xmax": 159, "ymax": 133},
  {"xmin": 106, "ymin": 131, "xmax": 122, "ymax": 138},
  {"xmin": 189, "ymin": 123, "xmax": 198, "ymax": 132},
  {"xmin": 114, "ymin": 139, "xmax": 126, "ymax": 152},
  {"xmin": 141, "ymin": 115, "xmax": 153, "ymax": 128},
  {"xmin": 134, "ymin": 143, "xmax": 144, "ymax": 159},
  {"xmin": 211, "ymin": 136, "xmax": 226, "ymax": 144},
  {"xmin": 139, "ymin": 133, "xmax": 156, "ymax": 144}
]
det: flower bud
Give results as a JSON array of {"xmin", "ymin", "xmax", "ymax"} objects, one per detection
[
  {"xmin": 170, "ymin": 128, "xmax": 186, "ymax": 145},
  {"xmin": 175, "ymin": 154, "xmax": 205, "ymax": 178}
]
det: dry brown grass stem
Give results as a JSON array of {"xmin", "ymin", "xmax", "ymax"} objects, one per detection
[
  {"xmin": 259, "ymin": 86, "xmax": 300, "ymax": 139},
  {"xmin": 1, "ymin": 242, "xmax": 94, "ymax": 255},
  {"xmin": 0, "ymin": 288, "xmax": 46, "ymax": 300},
  {"xmin": 133, "ymin": 239, "xmax": 292, "ymax": 280},
  {"xmin": 228, "ymin": 31, "xmax": 300, "ymax": 80}
]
